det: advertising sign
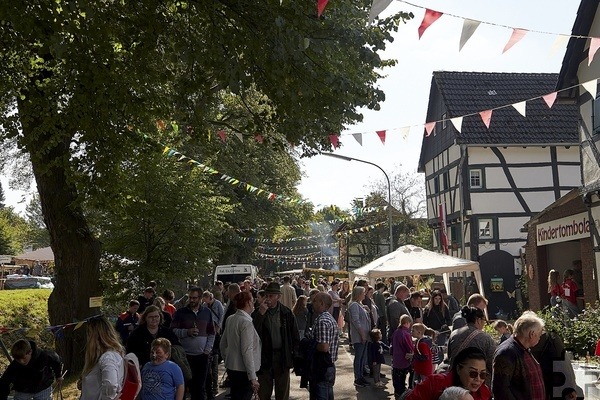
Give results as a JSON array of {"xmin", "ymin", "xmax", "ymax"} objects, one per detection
[{"xmin": 536, "ymin": 212, "xmax": 595, "ymax": 246}]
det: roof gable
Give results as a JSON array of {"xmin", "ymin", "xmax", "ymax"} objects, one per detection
[{"xmin": 418, "ymin": 72, "xmax": 578, "ymax": 171}]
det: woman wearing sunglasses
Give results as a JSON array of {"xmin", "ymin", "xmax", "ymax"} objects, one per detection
[{"xmin": 404, "ymin": 347, "xmax": 491, "ymax": 400}]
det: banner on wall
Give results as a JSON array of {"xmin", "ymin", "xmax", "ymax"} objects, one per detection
[{"xmin": 536, "ymin": 212, "xmax": 598, "ymax": 246}]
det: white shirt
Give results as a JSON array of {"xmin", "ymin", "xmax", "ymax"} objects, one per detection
[{"xmin": 80, "ymin": 351, "xmax": 124, "ymax": 400}]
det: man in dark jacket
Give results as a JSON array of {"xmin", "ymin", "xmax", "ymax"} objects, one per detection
[
  {"xmin": 115, "ymin": 299, "xmax": 140, "ymax": 344},
  {"xmin": 0, "ymin": 340, "xmax": 62, "ymax": 400},
  {"xmin": 252, "ymin": 282, "xmax": 300, "ymax": 400}
]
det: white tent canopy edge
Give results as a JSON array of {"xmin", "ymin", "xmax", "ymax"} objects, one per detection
[{"xmin": 349, "ymin": 244, "xmax": 484, "ymax": 298}]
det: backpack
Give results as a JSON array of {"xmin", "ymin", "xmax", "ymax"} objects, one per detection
[{"xmin": 119, "ymin": 353, "xmax": 141, "ymax": 400}]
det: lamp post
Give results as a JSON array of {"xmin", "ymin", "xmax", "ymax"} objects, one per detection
[{"xmin": 321, "ymin": 152, "xmax": 394, "ymax": 254}]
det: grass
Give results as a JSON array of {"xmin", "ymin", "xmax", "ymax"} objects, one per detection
[{"xmin": 0, "ymin": 289, "xmax": 80, "ymax": 399}]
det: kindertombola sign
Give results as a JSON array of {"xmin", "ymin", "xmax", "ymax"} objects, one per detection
[{"xmin": 536, "ymin": 212, "xmax": 597, "ymax": 246}]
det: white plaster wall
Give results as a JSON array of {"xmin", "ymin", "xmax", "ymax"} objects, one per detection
[
  {"xmin": 557, "ymin": 165, "xmax": 583, "ymax": 186},
  {"xmin": 471, "ymin": 192, "xmax": 527, "ymax": 213},
  {"xmin": 511, "ymin": 166, "xmax": 554, "ymax": 188},
  {"xmin": 478, "ymin": 242, "xmax": 523, "ymax": 258},
  {"xmin": 556, "ymin": 146, "xmax": 580, "ymax": 162},
  {"xmin": 484, "ymin": 167, "xmax": 511, "ymax": 189},
  {"xmin": 468, "ymin": 147, "xmax": 494, "ymax": 164},
  {"xmin": 499, "ymin": 147, "xmax": 551, "ymax": 164},
  {"xmin": 521, "ymin": 191, "xmax": 557, "ymax": 213},
  {"xmin": 498, "ymin": 216, "xmax": 530, "ymax": 240},
  {"xmin": 448, "ymin": 145, "xmax": 461, "ymax": 163},
  {"xmin": 425, "ymin": 160, "xmax": 434, "ymax": 176}
]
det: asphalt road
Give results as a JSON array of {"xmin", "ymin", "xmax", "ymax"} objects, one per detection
[{"xmin": 216, "ymin": 336, "xmax": 396, "ymax": 400}]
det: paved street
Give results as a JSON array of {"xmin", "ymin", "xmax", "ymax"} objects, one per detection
[{"xmin": 217, "ymin": 336, "xmax": 395, "ymax": 400}]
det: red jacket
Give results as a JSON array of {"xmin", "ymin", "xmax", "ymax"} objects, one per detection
[
  {"xmin": 413, "ymin": 338, "xmax": 433, "ymax": 376},
  {"xmin": 562, "ymin": 278, "xmax": 578, "ymax": 305},
  {"xmin": 406, "ymin": 372, "xmax": 492, "ymax": 400}
]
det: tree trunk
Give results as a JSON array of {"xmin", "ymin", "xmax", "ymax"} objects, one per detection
[{"xmin": 18, "ymin": 95, "xmax": 102, "ymax": 377}]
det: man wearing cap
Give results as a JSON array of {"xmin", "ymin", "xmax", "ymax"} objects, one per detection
[{"xmin": 252, "ymin": 282, "xmax": 300, "ymax": 400}]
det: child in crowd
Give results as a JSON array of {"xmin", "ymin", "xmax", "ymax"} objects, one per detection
[
  {"xmin": 391, "ymin": 314, "xmax": 414, "ymax": 398},
  {"xmin": 424, "ymin": 327, "xmax": 442, "ymax": 369},
  {"xmin": 141, "ymin": 338, "xmax": 184, "ymax": 400},
  {"xmin": 0, "ymin": 339, "xmax": 63, "ymax": 400},
  {"xmin": 369, "ymin": 328, "xmax": 389, "ymax": 389},
  {"xmin": 493, "ymin": 320, "xmax": 513, "ymax": 344},
  {"xmin": 411, "ymin": 323, "xmax": 433, "ymax": 385}
]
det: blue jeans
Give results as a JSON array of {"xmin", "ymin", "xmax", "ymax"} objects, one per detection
[
  {"xmin": 14, "ymin": 386, "xmax": 52, "ymax": 400},
  {"xmin": 309, "ymin": 365, "xmax": 335, "ymax": 400},
  {"xmin": 353, "ymin": 341, "xmax": 367, "ymax": 381}
]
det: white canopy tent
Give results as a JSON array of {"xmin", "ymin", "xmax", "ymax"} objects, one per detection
[{"xmin": 350, "ymin": 244, "xmax": 484, "ymax": 297}]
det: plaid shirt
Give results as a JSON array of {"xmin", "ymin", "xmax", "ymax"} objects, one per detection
[
  {"xmin": 311, "ymin": 311, "xmax": 340, "ymax": 362},
  {"xmin": 523, "ymin": 346, "xmax": 545, "ymax": 400}
]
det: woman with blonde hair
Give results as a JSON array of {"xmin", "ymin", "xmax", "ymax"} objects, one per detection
[
  {"xmin": 547, "ymin": 269, "xmax": 563, "ymax": 306},
  {"xmin": 80, "ymin": 317, "xmax": 125, "ymax": 400}
]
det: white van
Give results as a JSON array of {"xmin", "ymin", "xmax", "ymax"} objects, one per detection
[{"xmin": 213, "ymin": 264, "xmax": 258, "ymax": 284}]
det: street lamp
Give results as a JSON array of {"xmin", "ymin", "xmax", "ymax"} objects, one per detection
[{"xmin": 321, "ymin": 152, "xmax": 394, "ymax": 254}]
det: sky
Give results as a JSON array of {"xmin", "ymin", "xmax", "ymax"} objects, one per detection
[{"xmin": 296, "ymin": 0, "xmax": 581, "ymax": 211}]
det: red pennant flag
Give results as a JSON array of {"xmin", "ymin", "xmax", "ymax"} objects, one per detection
[
  {"xmin": 317, "ymin": 0, "xmax": 328, "ymax": 17},
  {"xmin": 542, "ymin": 92, "xmax": 557, "ymax": 108},
  {"xmin": 479, "ymin": 110, "xmax": 493, "ymax": 128},
  {"xmin": 418, "ymin": 9, "xmax": 443, "ymax": 39},
  {"xmin": 254, "ymin": 134, "xmax": 263, "ymax": 144},
  {"xmin": 217, "ymin": 130, "xmax": 227, "ymax": 142},
  {"xmin": 329, "ymin": 134, "xmax": 340, "ymax": 149},
  {"xmin": 376, "ymin": 130, "xmax": 386, "ymax": 144},
  {"xmin": 424, "ymin": 122, "xmax": 436, "ymax": 136},
  {"xmin": 502, "ymin": 28, "xmax": 528, "ymax": 53},
  {"xmin": 156, "ymin": 120, "xmax": 166, "ymax": 131}
]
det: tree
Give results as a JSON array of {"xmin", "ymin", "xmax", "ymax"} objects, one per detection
[
  {"xmin": 24, "ymin": 194, "xmax": 51, "ymax": 250},
  {"xmin": 0, "ymin": 207, "xmax": 29, "ymax": 255},
  {"xmin": 0, "ymin": 1, "xmax": 412, "ymax": 373},
  {"xmin": 0, "ymin": 181, "xmax": 5, "ymax": 208}
]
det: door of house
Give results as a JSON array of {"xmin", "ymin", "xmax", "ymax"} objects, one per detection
[{"xmin": 479, "ymin": 250, "xmax": 519, "ymax": 320}]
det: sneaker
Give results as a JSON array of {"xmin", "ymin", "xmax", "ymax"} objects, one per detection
[{"xmin": 354, "ymin": 379, "xmax": 368, "ymax": 387}]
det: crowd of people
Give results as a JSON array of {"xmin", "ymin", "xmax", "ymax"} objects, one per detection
[{"xmin": 0, "ymin": 274, "xmax": 583, "ymax": 400}]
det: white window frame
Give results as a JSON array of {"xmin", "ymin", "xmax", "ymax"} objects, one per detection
[{"xmin": 469, "ymin": 169, "xmax": 482, "ymax": 189}]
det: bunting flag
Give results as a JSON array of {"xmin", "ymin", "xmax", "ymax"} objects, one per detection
[
  {"xmin": 450, "ymin": 116, "xmax": 463, "ymax": 133},
  {"xmin": 479, "ymin": 109, "xmax": 493, "ymax": 129},
  {"xmin": 399, "ymin": 126, "xmax": 411, "ymax": 139},
  {"xmin": 376, "ymin": 130, "xmax": 386, "ymax": 144},
  {"xmin": 542, "ymin": 92, "xmax": 557, "ymax": 108},
  {"xmin": 418, "ymin": 9, "xmax": 443, "ymax": 39},
  {"xmin": 217, "ymin": 130, "xmax": 227, "ymax": 142},
  {"xmin": 550, "ymin": 35, "xmax": 569, "ymax": 56},
  {"xmin": 317, "ymin": 0, "xmax": 328, "ymax": 17},
  {"xmin": 589, "ymin": 37, "xmax": 600, "ymax": 66},
  {"xmin": 512, "ymin": 101, "xmax": 526, "ymax": 117},
  {"xmin": 254, "ymin": 135, "xmax": 264, "ymax": 144},
  {"xmin": 336, "ymin": 221, "xmax": 386, "ymax": 237},
  {"xmin": 329, "ymin": 134, "xmax": 340, "ymax": 149},
  {"xmin": 368, "ymin": 0, "xmax": 394, "ymax": 24},
  {"xmin": 502, "ymin": 28, "xmax": 527, "ymax": 53},
  {"xmin": 459, "ymin": 19, "xmax": 481, "ymax": 51},
  {"xmin": 424, "ymin": 122, "xmax": 436, "ymax": 136},
  {"xmin": 257, "ymin": 243, "xmax": 339, "ymax": 252},
  {"xmin": 352, "ymin": 133, "xmax": 363, "ymax": 146},
  {"xmin": 582, "ymin": 79, "xmax": 598, "ymax": 99},
  {"xmin": 233, "ymin": 132, "xmax": 244, "ymax": 142}
]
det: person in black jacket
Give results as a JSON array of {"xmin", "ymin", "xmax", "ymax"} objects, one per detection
[
  {"xmin": 0, "ymin": 339, "xmax": 62, "ymax": 400},
  {"xmin": 126, "ymin": 305, "xmax": 180, "ymax": 366}
]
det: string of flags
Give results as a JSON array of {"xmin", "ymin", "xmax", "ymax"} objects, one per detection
[
  {"xmin": 0, "ymin": 314, "xmax": 104, "ymax": 339},
  {"xmin": 268, "ymin": 259, "xmax": 337, "ymax": 267},
  {"xmin": 162, "ymin": 146, "xmax": 307, "ymax": 206},
  {"xmin": 236, "ymin": 215, "xmax": 357, "ymax": 233},
  {"xmin": 256, "ymin": 253, "xmax": 339, "ymax": 262},
  {"xmin": 257, "ymin": 243, "xmax": 339, "ymax": 252},
  {"xmin": 239, "ymin": 221, "xmax": 387, "ymax": 243}
]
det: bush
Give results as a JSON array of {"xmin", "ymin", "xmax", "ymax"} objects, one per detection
[{"xmin": 538, "ymin": 301, "xmax": 600, "ymax": 357}]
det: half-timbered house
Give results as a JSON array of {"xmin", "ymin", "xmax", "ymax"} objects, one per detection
[{"xmin": 418, "ymin": 71, "xmax": 580, "ymax": 316}]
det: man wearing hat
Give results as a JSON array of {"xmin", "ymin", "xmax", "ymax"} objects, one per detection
[{"xmin": 252, "ymin": 281, "xmax": 300, "ymax": 400}]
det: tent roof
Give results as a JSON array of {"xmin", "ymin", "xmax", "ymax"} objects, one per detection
[
  {"xmin": 351, "ymin": 244, "xmax": 479, "ymax": 279},
  {"xmin": 14, "ymin": 247, "xmax": 54, "ymax": 262}
]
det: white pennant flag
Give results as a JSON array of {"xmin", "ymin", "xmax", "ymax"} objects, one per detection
[
  {"xmin": 512, "ymin": 101, "xmax": 526, "ymax": 117},
  {"xmin": 450, "ymin": 117, "xmax": 463, "ymax": 133},
  {"xmin": 550, "ymin": 35, "xmax": 569, "ymax": 56},
  {"xmin": 368, "ymin": 0, "xmax": 393, "ymax": 24},
  {"xmin": 582, "ymin": 79, "xmax": 598, "ymax": 99},
  {"xmin": 234, "ymin": 132, "xmax": 244, "ymax": 142},
  {"xmin": 399, "ymin": 126, "xmax": 411, "ymax": 140},
  {"xmin": 459, "ymin": 19, "xmax": 481, "ymax": 51},
  {"xmin": 352, "ymin": 133, "xmax": 363, "ymax": 146}
]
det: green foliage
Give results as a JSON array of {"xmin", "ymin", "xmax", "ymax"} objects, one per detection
[
  {"xmin": 538, "ymin": 302, "xmax": 600, "ymax": 357},
  {"xmin": 0, "ymin": 289, "xmax": 54, "ymax": 369},
  {"xmin": 24, "ymin": 195, "xmax": 51, "ymax": 250},
  {"xmin": 0, "ymin": 182, "xmax": 5, "ymax": 208},
  {"xmin": 0, "ymin": 208, "xmax": 28, "ymax": 254}
]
